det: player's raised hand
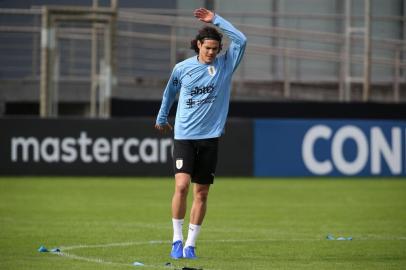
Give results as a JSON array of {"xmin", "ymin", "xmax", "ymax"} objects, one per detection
[
  {"xmin": 154, "ymin": 123, "xmax": 173, "ymax": 134},
  {"xmin": 193, "ymin": 8, "xmax": 214, "ymax": 23}
]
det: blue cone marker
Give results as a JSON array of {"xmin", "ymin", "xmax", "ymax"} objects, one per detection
[{"xmin": 38, "ymin": 246, "xmax": 49, "ymax": 252}]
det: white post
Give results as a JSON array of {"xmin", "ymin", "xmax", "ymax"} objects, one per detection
[
  {"xmin": 343, "ymin": 0, "xmax": 351, "ymax": 102},
  {"xmin": 362, "ymin": 0, "xmax": 371, "ymax": 102},
  {"xmin": 39, "ymin": 7, "xmax": 49, "ymax": 117},
  {"xmin": 90, "ymin": 0, "xmax": 99, "ymax": 117}
]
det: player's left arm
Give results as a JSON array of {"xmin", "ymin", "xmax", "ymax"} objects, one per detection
[{"xmin": 213, "ymin": 13, "xmax": 247, "ymax": 72}]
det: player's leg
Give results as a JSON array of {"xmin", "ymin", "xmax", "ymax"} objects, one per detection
[
  {"xmin": 172, "ymin": 173, "xmax": 190, "ymax": 220},
  {"xmin": 170, "ymin": 172, "xmax": 190, "ymax": 259},
  {"xmin": 171, "ymin": 172, "xmax": 190, "ymax": 240},
  {"xmin": 184, "ymin": 138, "xmax": 218, "ymax": 259},
  {"xmin": 183, "ymin": 183, "xmax": 210, "ymax": 258},
  {"xmin": 171, "ymin": 140, "xmax": 194, "ymax": 259},
  {"xmin": 190, "ymin": 183, "xmax": 210, "ymax": 225}
]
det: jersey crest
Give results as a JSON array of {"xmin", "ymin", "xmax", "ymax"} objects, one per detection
[{"xmin": 207, "ymin": 65, "xmax": 216, "ymax": 76}]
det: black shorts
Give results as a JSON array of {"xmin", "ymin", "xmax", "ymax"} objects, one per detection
[{"xmin": 173, "ymin": 138, "xmax": 219, "ymax": 185}]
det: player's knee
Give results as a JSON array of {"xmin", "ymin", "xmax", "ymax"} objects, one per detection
[
  {"xmin": 195, "ymin": 189, "xmax": 209, "ymax": 202},
  {"xmin": 175, "ymin": 183, "xmax": 189, "ymax": 197}
]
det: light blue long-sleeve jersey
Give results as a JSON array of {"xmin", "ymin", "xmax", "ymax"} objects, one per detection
[{"xmin": 156, "ymin": 14, "xmax": 247, "ymax": 140}]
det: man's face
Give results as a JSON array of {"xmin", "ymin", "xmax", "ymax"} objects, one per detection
[{"xmin": 197, "ymin": 39, "xmax": 220, "ymax": 64}]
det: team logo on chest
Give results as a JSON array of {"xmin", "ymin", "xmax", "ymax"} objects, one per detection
[{"xmin": 207, "ymin": 65, "xmax": 216, "ymax": 76}]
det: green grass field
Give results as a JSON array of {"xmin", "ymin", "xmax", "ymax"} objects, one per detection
[{"xmin": 0, "ymin": 177, "xmax": 405, "ymax": 270}]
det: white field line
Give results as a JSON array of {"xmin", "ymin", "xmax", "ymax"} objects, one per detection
[
  {"xmin": 61, "ymin": 240, "xmax": 168, "ymax": 251},
  {"xmin": 51, "ymin": 237, "xmax": 406, "ymax": 269},
  {"xmin": 60, "ymin": 238, "xmax": 316, "ymax": 251},
  {"xmin": 60, "ymin": 236, "xmax": 406, "ymax": 251},
  {"xmin": 55, "ymin": 251, "xmax": 129, "ymax": 267},
  {"xmin": 53, "ymin": 238, "xmax": 301, "ymax": 270},
  {"xmin": 55, "ymin": 251, "xmax": 179, "ymax": 269}
]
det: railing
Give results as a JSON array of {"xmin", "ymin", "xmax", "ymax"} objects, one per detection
[{"xmin": 0, "ymin": 7, "xmax": 405, "ymax": 103}]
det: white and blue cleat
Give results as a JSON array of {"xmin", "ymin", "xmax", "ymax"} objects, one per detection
[
  {"xmin": 183, "ymin": 246, "xmax": 197, "ymax": 259},
  {"xmin": 170, "ymin": 240, "xmax": 183, "ymax": 259}
]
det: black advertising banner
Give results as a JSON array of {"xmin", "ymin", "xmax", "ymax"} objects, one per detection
[
  {"xmin": 0, "ymin": 118, "xmax": 252, "ymax": 176},
  {"xmin": 217, "ymin": 119, "xmax": 253, "ymax": 176}
]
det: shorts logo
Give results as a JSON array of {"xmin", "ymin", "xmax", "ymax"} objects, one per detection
[{"xmin": 176, "ymin": 159, "xmax": 183, "ymax": 169}]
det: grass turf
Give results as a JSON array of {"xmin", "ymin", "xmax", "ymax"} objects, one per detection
[{"xmin": 0, "ymin": 177, "xmax": 405, "ymax": 270}]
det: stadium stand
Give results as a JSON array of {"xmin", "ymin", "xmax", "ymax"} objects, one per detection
[{"xmin": 0, "ymin": 0, "xmax": 405, "ymax": 117}]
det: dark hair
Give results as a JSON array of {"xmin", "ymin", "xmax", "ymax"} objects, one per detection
[{"xmin": 190, "ymin": 26, "xmax": 223, "ymax": 53}]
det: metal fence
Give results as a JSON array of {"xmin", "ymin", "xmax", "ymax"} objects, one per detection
[{"xmin": 0, "ymin": 5, "xmax": 405, "ymax": 108}]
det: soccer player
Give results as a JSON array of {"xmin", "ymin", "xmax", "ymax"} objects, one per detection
[{"xmin": 155, "ymin": 8, "xmax": 247, "ymax": 259}]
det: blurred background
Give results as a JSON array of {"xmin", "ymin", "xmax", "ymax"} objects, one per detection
[
  {"xmin": 0, "ymin": 0, "xmax": 405, "ymax": 177},
  {"xmin": 1, "ymin": 0, "xmax": 405, "ymax": 117}
]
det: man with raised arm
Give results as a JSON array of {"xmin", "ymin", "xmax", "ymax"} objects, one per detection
[{"xmin": 155, "ymin": 8, "xmax": 247, "ymax": 259}]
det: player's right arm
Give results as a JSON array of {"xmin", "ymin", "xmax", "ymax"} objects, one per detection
[{"xmin": 155, "ymin": 67, "xmax": 181, "ymax": 133}]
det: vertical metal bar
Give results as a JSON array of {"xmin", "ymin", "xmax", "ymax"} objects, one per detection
[
  {"xmin": 48, "ymin": 22, "xmax": 56, "ymax": 117},
  {"xmin": 52, "ymin": 38, "xmax": 60, "ymax": 116},
  {"xmin": 271, "ymin": 0, "xmax": 278, "ymax": 79},
  {"xmin": 109, "ymin": 0, "xmax": 118, "ymax": 118},
  {"xmin": 102, "ymin": 23, "xmax": 112, "ymax": 118},
  {"xmin": 90, "ymin": 0, "xmax": 98, "ymax": 117},
  {"xmin": 343, "ymin": 0, "xmax": 351, "ymax": 101},
  {"xmin": 40, "ymin": 7, "xmax": 49, "ymax": 117},
  {"xmin": 337, "ymin": 0, "xmax": 344, "ymax": 101},
  {"xmin": 362, "ymin": 0, "xmax": 371, "ymax": 102}
]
